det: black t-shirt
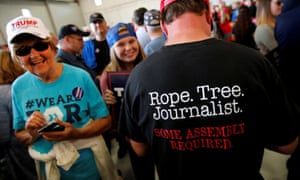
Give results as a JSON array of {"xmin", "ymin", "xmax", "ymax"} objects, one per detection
[
  {"xmin": 93, "ymin": 39, "xmax": 110, "ymax": 75},
  {"xmin": 232, "ymin": 22, "xmax": 257, "ymax": 50},
  {"xmin": 119, "ymin": 38, "xmax": 299, "ymax": 180}
]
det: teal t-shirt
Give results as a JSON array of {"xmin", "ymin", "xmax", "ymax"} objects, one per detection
[{"xmin": 12, "ymin": 63, "xmax": 108, "ymax": 179}]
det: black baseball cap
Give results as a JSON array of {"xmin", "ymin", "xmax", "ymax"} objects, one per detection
[
  {"xmin": 144, "ymin": 9, "xmax": 161, "ymax": 26},
  {"xmin": 90, "ymin": 12, "xmax": 105, "ymax": 23},
  {"xmin": 58, "ymin": 24, "xmax": 90, "ymax": 40}
]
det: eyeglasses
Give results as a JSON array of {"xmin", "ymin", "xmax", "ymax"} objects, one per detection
[
  {"xmin": 275, "ymin": 0, "xmax": 283, "ymax": 6},
  {"xmin": 16, "ymin": 42, "xmax": 49, "ymax": 56},
  {"xmin": 69, "ymin": 36, "xmax": 84, "ymax": 42},
  {"xmin": 92, "ymin": 20, "xmax": 104, "ymax": 24}
]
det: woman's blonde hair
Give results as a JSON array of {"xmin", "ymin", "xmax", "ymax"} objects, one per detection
[
  {"xmin": 0, "ymin": 49, "xmax": 25, "ymax": 84},
  {"xmin": 256, "ymin": 0, "xmax": 276, "ymax": 27},
  {"xmin": 104, "ymin": 42, "xmax": 147, "ymax": 72}
]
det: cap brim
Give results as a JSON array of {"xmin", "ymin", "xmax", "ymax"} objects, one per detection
[
  {"xmin": 90, "ymin": 18, "xmax": 104, "ymax": 23},
  {"xmin": 10, "ymin": 31, "xmax": 49, "ymax": 43},
  {"xmin": 81, "ymin": 31, "xmax": 90, "ymax": 37}
]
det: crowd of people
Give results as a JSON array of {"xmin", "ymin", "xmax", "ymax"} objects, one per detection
[{"xmin": 0, "ymin": 0, "xmax": 300, "ymax": 179}]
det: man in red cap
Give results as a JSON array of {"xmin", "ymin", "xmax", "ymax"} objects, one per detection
[{"xmin": 118, "ymin": 0, "xmax": 299, "ymax": 179}]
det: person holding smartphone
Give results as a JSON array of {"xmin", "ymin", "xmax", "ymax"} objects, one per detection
[{"xmin": 6, "ymin": 15, "xmax": 120, "ymax": 180}]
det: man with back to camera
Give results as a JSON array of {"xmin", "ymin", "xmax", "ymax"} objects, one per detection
[
  {"xmin": 131, "ymin": 7, "xmax": 151, "ymax": 48},
  {"xmin": 143, "ymin": 9, "xmax": 167, "ymax": 56},
  {"xmin": 82, "ymin": 12, "xmax": 110, "ymax": 76},
  {"xmin": 118, "ymin": 0, "xmax": 299, "ymax": 179}
]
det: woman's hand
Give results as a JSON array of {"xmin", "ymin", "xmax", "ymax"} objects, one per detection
[
  {"xmin": 26, "ymin": 111, "xmax": 47, "ymax": 130},
  {"xmin": 15, "ymin": 111, "xmax": 47, "ymax": 145},
  {"xmin": 14, "ymin": 130, "xmax": 37, "ymax": 145},
  {"xmin": 103, "ymin": 89, "xmax": 117, "ymax": 105},
  {"xmin": 40, "ymin": 119, "xmax": 79, "ymax": 141}
]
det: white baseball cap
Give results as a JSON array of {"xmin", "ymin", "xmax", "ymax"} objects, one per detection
[{"xmin": 6, "ymin": 16, "xmax": 50, "ymax": 43}]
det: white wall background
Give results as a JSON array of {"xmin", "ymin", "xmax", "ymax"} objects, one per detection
[
  {"xmin": 0, "ymin": 0, "xmax": 236, "ymax": 45},
  {"xmin": 0, "ymin": 0, "xmax": 86, "ymax": 45},
  {"xmin": 78, "ymin": 0, "xmax": 236, "ymax": 27},
  {"xmin": 79, "ymin": 0, "xmax": 160, "ymax": 28},
  {"xmin": 0, "ymin": 1, "xmax": 53, "ymax": 45}
]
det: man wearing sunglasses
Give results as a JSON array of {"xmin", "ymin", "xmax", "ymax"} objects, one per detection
[
  {"xmin": 56, "ymin": 24, "xmax": 100, "ymax": 90},
  {"xmin": 275, "ymin": 0, "xmax": 300, "ymax": 179},
  {"xmin": 6, "ymin": 16, "xmax": 120, "ymax": 180}
]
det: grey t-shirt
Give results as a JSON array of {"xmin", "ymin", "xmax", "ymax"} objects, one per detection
[{"xmin": 254, "ymin": 24, "xmax": 278, "ymax": 55}]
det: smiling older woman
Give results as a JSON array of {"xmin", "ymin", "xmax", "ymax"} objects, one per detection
[{"xmin": 6, "ymin": 15, "xmax": 120, "ymax": 180}]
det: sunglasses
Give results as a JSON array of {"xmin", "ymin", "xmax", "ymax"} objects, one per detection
[
  {"xmin": 16, "ymin": 42, "xmax": 49, "ymax": 56},
  {"xmin": 275, "ymin": 0, "xmax": 283, "ymax": 6}
]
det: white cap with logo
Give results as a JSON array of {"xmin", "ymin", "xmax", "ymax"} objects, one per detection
[{"xmin": 6, "ymin": 16, "xmax": 50, "ymax": 44}]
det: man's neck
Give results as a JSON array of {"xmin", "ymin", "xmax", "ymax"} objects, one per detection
[
  {"xmin": 149, "ymin": 31, "xmax": 163, "ymax": 40},
  {"xmin": 165, "ymin": 13, "xmax": 211, "ymax": 45},
  {"xmin": 95, "ymin": 32, "xmax": 106, "ymax": 41}
]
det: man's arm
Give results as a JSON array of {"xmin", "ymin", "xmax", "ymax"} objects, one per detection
[
  {"xmin": 268, "ymin": 136, "xmax": 299, "ymax": 154},
  {"xmin": 129, "ymin": 139, "xmax": 151, "ymax": 157}
]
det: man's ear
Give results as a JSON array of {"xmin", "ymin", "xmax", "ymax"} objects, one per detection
[
  {"xmin": 206, "ymin": 10, "xmax": 211, "ymax": 25},
  {"xmin": 205, "ymin": 0, "xmax": 211, "ymax": 24},
  {"xmin": 161, "ymin": 21, "xmax": 168, "ymax": 36}
]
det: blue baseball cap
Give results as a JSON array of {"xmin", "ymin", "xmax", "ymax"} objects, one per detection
[{"xmin": 106, "ymin": 22, "xmax": 136, "ymax": 48}]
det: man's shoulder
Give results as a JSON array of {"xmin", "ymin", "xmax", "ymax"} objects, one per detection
[
  {"xmin": 56, "ymin": 51, "xmax": 76, "ymax": 64},
  {"xmin": 56, "ymin": 54, "xmax": 66, "ymax": 62},
  {"xmin": 84, "ymin": 38, "xmax": 94, "ymax": 44},
  {"xmin": 56, "ymin": 55, "xmax": 74, "ymax": 67}
]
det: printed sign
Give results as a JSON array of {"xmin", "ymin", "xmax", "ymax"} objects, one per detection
[{"xmin": 107, "ymin": 71, "xmax": 130, "ymax": 123}]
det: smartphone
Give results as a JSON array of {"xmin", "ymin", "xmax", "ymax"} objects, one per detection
[{"xmin": 38, "ymin": 121, "xmax": 65, "ymax": 133}]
